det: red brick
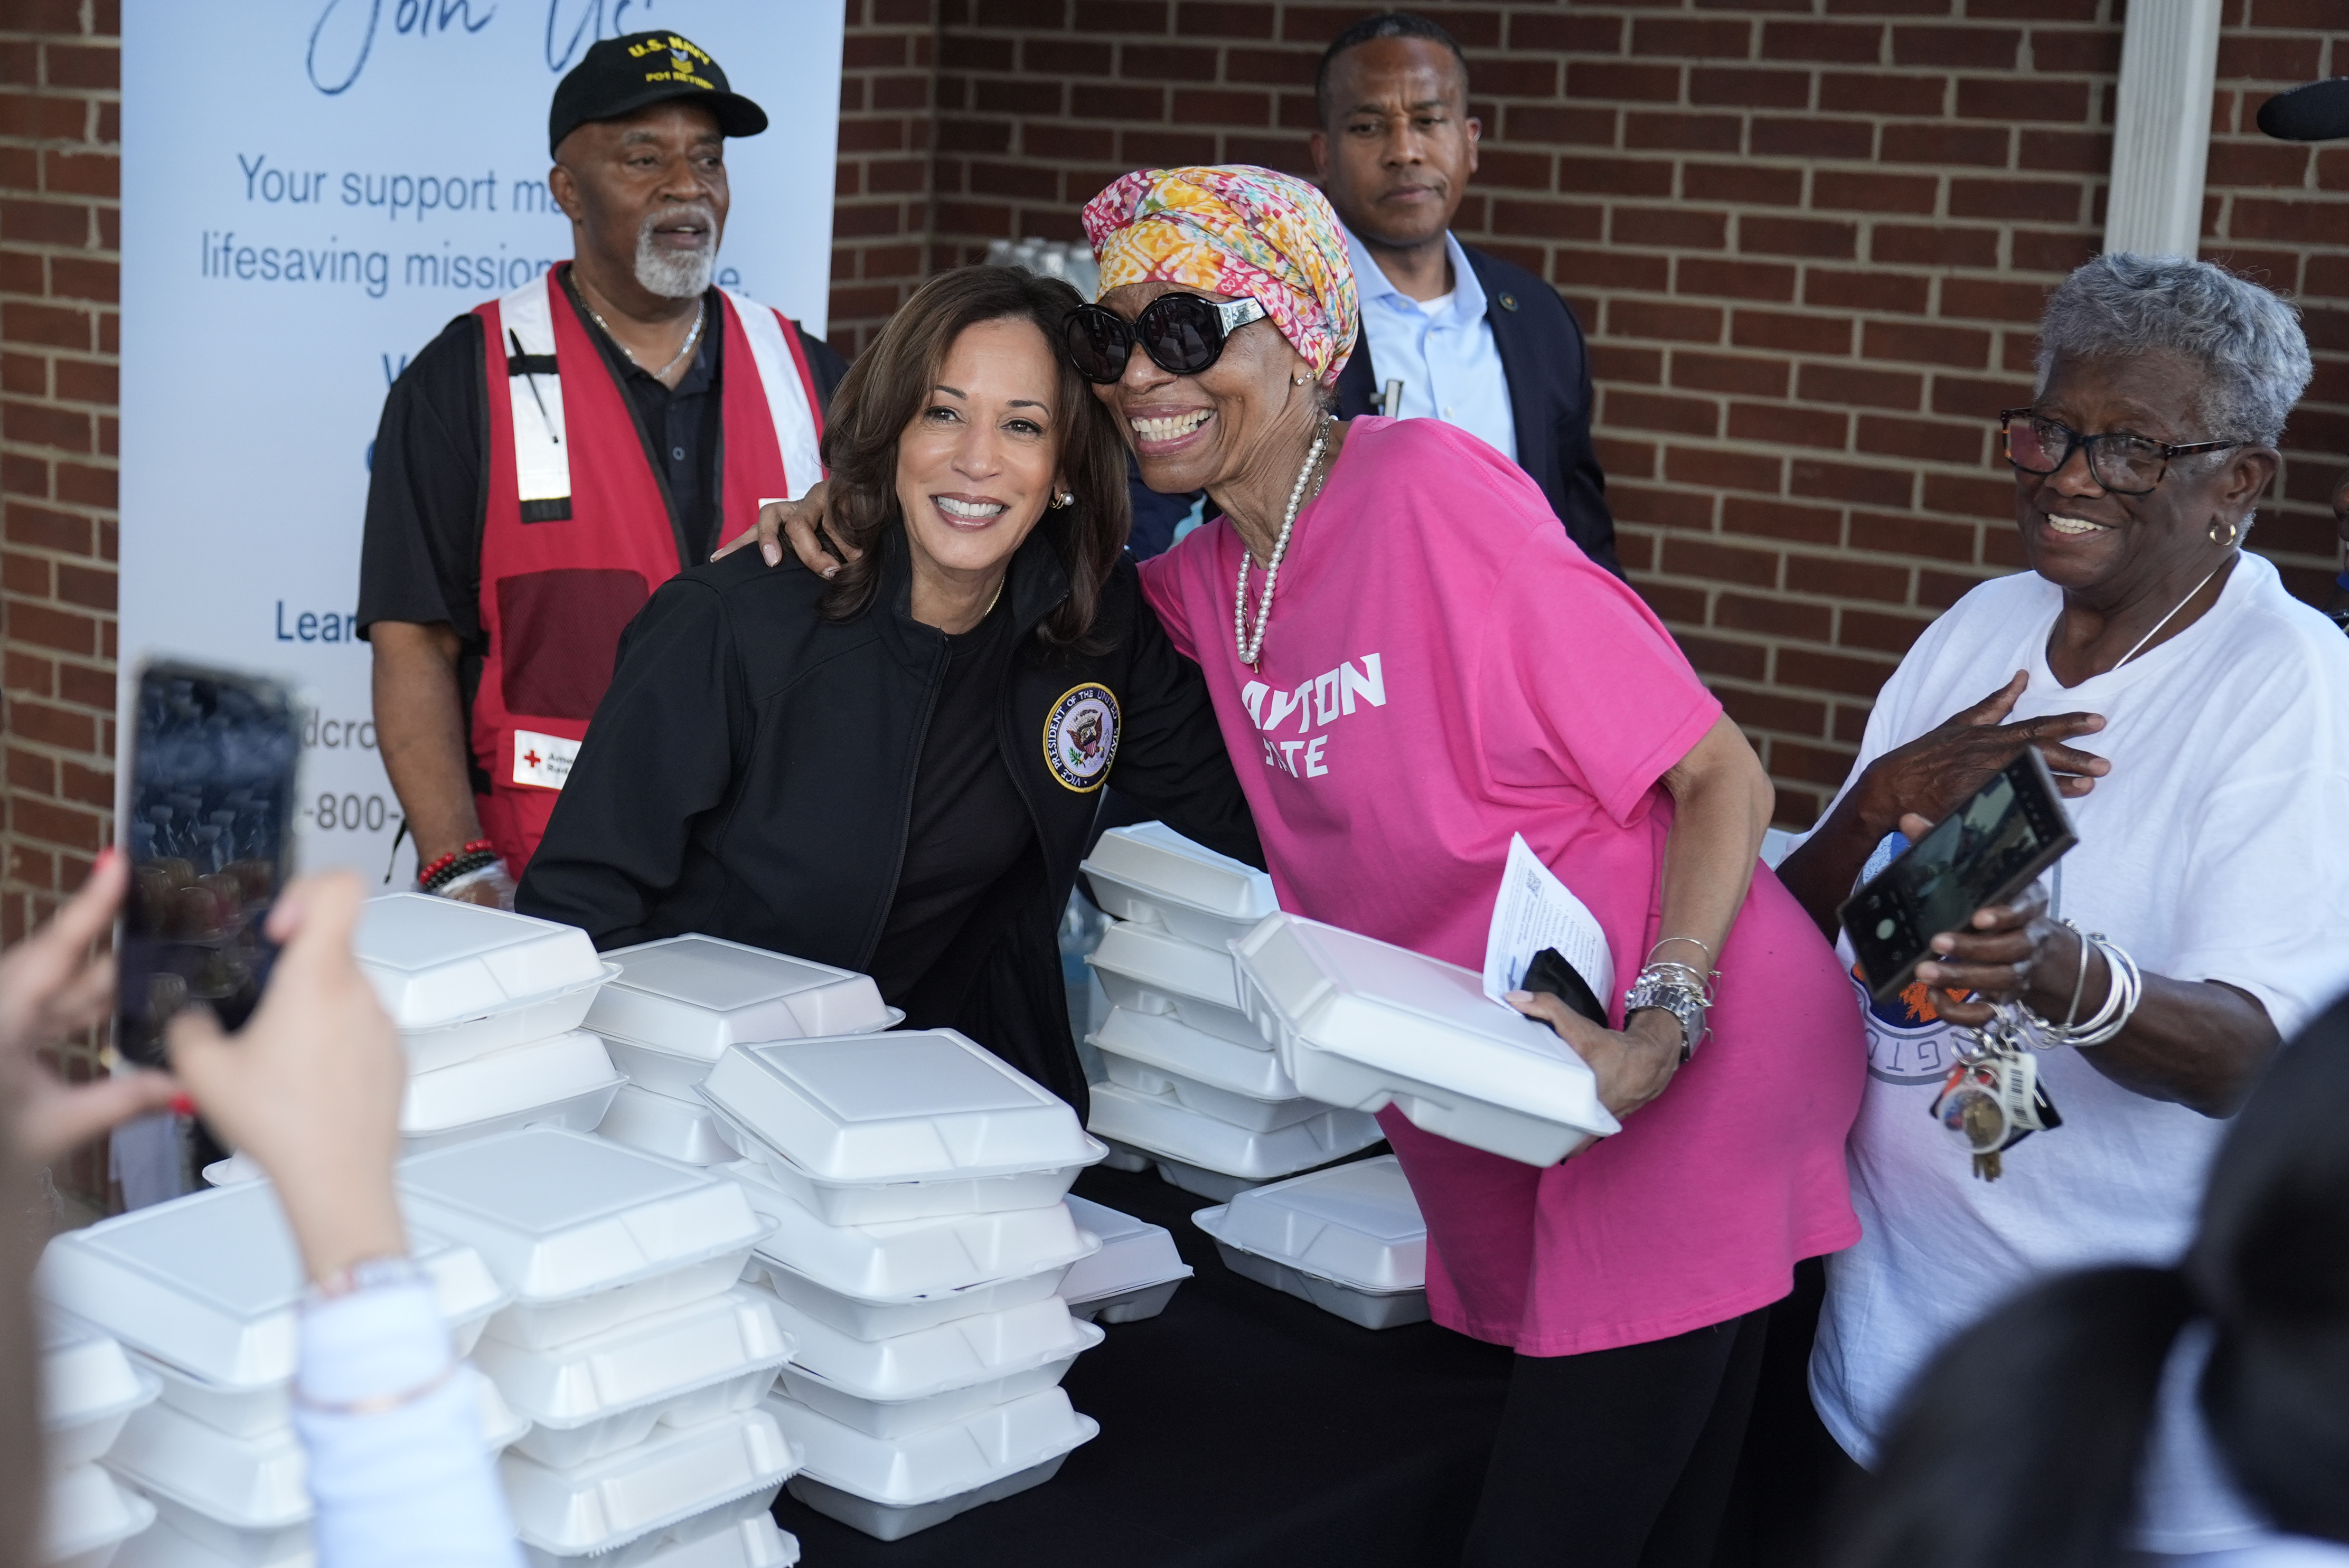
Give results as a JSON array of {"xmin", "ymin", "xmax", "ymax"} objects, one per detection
[
  {"xmin": 1667, "ymin": 446, "xmax": 1784, "ymax": 494},
  {"xmin": 1609, "ymin": 298, "xmax": 1725, "ymax": 344},
  {"xmin": 6, "ymin": 699, "xmax": 90, "ymax": 751},
  {"xmin": 1740, "ymin": 215, "xmax": 1857, "ymax": 259},
  {"xmin": 1566, "ymin": 61, "xmax": 1681, "ymax": 102},
  {"xmin": 1672, "ymin": 351, "xmax": 1790, "ymax": 398},
  {"xmin": 1812, "ymin": 169, "xmax": 1940, "ymax": 214},
  {"xmin": 1880, "ymin": 122, "xmax": 2012, "ymax": 168},
  {"xmin": 1509, "ymin": 13, "xmax": 1624, "ymax": 53},
  {"xmin": 41, "ymin": 44, "xmax": 118, "ymax": 91},
  {"xmin": 1592, "ymin": 344, "xmax": 1665, "ymax": 385},
  {"xmin": 2028, "ymin": 28, "xmax": 2119, "ymax": 74},
  {"xmin": 2019, "ymin": 128, "xmax": 2110, "ymax": 175},
  {"xmin": 1662, "ymin": 537, "xmax": 1782, "ymax": 588},
  {"xmin": 1889, "ymin": 26, "xmax": 2020, "ymax": 69},
  {"xmin": 1506, "ymin": 105, "xmax": 1617, "ymax": 147},
  {"xmin": 1631, "ymin": 18, "xmax": 1754, "ymax": 58},
  {"xmin": 10, "ymin": 795, "xmax": 100, "ymax": 853},
  {"xmin": 1497, "ymin": 199, "xmax": 1604, "ymax": 241},
  {"xmin": 1677, "ymin": 257, "xmax": 1798, "ymax": 303},
  {"xmin": 1760, "ymin": 22, "xmax": 1884, "ymax": 64},
  {"xmin": 1732, "ymin": 308, "xmax": 1854, "ymax": 355},
  {"xmin": 1871, "ymin": 223, "xmax": 1999, "ymax": 268},
  {"xmin": 2215, "ymin": 33, "xmax": 2322, "ymax": 82},
  {"xmin": 1800, "ymin": 363, "xmax": 1924, "ymax": 410},
  {"xmin": 1956, "ymin": 77, "xmax": 2089, "ymax": 124},
  {"xmin": 1778, "ymin": 637, "xmax": 1908, "ymax": 692},
  {"xmin": 1680, "ymin": 634, "xmax": 1770, "ymax": 682},
  {"xmin": 1941, "ymin": 277, "xmax": 2051, "ymax": 323},
  {"xmin": 1769, "ymin": 739, "xmax": 1864, "ymax": 789},
  {"xmin": 1931, "ymin": 375, "xmax": 2033, "ymax": 420},
  {"xmin": 1609, "ymin": 483, "xmax": 1715, "ymax": 530},
  {"xmin": 1720, "ymin": 686, "xmax": 1830, "ymax": 738},
  {"xmin": 56, "ymin": 660, "xmax": 109, "ymax": 711},
  {"xmin": 1, "ymin": 303, "xmax": 90, "ymax": 353},
  {"xmin": 2009, "ymin": 228, "xmax": 2098, "ymax": 276},
  {"xmin": 1848, "ymin": 508, "xmax": 1979, "ymax": 561},
  {"xmin": 1728, "ymin": 400, "xmax": 1849, "ymax": 450},
  {"xmin": 1688, "ymin": 67, "xmax": 1811, "ymax": 109},
  {"xmin": 1922, "ymin": 471, "xmax": 2021, "ymax": 520},
  {"xmin": 1949, "ymin": 177, "xmax": 2083, "ymax": 223},
  {"xmin": 1803, "ymin": 268, "xmax": 1930, "ymax": 314},
  {"xmin": 1684, "ymin": 162, "xmax": 1803, "ymax": 206},
  {"xmin": 1556, "ymin": 248, "xmax": 1671, "ymax": 292},
  {"xmin": 1863, "ymin": 319, "xmax": 1993, "ymax": 368},
  {"xmin": 1725, "ymin": 496, "xmax": 1841, "ymax": 544},
  {"xmin": 1793, "ymin": 460, "xmax": 1916, "ymax": 508},
  {"xmin": 1858, "ymin": 414, "xmax": 1986, "ymax": 464},
  {"xmin": 1613, "ymin": 205, "xmax": 1727, "ymax": 250},
  {"xmin": 1818, "ymin": 72, "xmax": 1947, "ymax": 117},
  {"xmin": 1625, "ymin": 112, "xmax": 1744, "ymax": 154},
  {"xmin": 1605, "ymin": 389, "xmax": 1721, "ymax": 438},
  {"xmin": 0, "ymin": 401, "xmax": 90, "ymax": 453},
  {"xmin": 1749, "ymin": 117, "xmax": 1874, "ymax": 159}
]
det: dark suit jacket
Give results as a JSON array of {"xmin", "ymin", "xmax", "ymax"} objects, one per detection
[{"xmin": 1335, "ymin": 241, "xmax": 1621, "ymax": 578}]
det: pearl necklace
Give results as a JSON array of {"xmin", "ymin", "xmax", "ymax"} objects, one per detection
[{"xmin": 1235, "ymin": 414, "xmax": 1333, "ymax": 668}]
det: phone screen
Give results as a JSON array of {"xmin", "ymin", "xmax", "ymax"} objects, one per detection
[
  {"xmin": 1840, "ymin": 750, "xmax": 2078, "ymax": 1005},
  {"xmin": 116, "ymin": 663, "xmax": 301, "ymax": 1067}
]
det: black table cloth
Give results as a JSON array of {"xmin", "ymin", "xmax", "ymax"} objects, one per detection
[{"xmin": 770, "ymin": 1162, "xmax": 1515, "ymax": 1566}]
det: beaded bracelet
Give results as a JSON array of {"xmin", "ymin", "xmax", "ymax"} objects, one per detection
[
  {"xmin": 419, "ymin": 845, "xmax": 500, "ymax": 895},
  {"xmin": 416, "ymin": 838, "xmax": 494, "ymax": 888}
]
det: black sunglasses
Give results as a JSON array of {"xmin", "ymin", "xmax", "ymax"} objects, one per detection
[{"xmin": 1063, "ymin": 295, "xmax": 1270, "ymax": 384}]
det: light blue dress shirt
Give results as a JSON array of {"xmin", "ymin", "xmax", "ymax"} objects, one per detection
[{"xmin": 1342, "ymin": 222, "xmax": 1517, "ymax": 461}]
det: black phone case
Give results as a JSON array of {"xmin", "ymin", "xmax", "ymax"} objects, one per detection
[{"xmin": 1523, "ymin": 947, "xmax": 1610, "ymax": 1027}]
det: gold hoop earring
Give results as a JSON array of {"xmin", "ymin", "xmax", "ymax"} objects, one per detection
[{"xmin": 2209, "ymin": 517, "xmax": 2240, "ymax": 547}]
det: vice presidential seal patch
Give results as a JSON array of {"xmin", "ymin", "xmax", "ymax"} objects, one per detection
[{"xmin": 1043, "ymin": 683, "xmax": 1119, "ymax": 792}]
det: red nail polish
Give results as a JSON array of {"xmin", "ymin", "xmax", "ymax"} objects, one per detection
[{"xmin": 168, "ymin": 1093, "xmax": 196, "ymax": 1117}]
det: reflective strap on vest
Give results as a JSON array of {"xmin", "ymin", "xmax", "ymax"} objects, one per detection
[
  {"xmin": 499, "ymin": 272, "xmax": 572, "ymax": 522},
  {"xmin": 722, "ymin": 286, "xmax": 824, "ymax": 505}
]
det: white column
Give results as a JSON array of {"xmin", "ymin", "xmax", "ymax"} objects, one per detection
[{"xmin": 2103, "ymin": 0, "xmax": 2225, "ymax": 259}]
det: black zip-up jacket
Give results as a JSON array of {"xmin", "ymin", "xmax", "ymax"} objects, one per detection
[{"xmin": 516, "ymin": 526, "xmax": 1261, "ymax": 1113}]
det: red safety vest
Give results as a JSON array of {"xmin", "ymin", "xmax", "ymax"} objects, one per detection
[{"xmin": 471, "ymin": 263, "xmax": 823, "ymax": 873}]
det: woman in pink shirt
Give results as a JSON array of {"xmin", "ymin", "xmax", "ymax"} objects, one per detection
[
  {"xmin": 750, "ymin": 165, "xmax": 1863, "ymax": 1565},
  {"xmin": 1077, "ymin": 167, "xmax": 1863, "ymax": 1566}
]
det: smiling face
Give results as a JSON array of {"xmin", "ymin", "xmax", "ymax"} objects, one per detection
[
  {"xmin": 1310, "ymin": 36, "xmax": 1479, "ymax": 252},
  {"xmin": 895, "ymin": 316, "xmax": 1067, "ymax": 592},
  {"xmin": 552, "ymin": 101, "xmax": 730, "ymax": 299},
  {"xmin": 2014, "ymin": 348, "xmax": 2276, "ymax": 607},
  {"xmin": 1091, "ymin": 280, "xmax": 1319, "ymax": 499}
]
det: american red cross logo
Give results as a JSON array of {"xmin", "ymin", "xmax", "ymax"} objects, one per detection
[{"xmin": 522, "ymin": 749, "xmax": 541, "ymax": 768}]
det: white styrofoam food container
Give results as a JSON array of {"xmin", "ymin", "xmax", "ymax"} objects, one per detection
[
  {"xmin": 1098, "ymin": 1053, "xmax": 1328, "ymax": 1132},
  {"xmin": 744, "ymin": 1256, "xmax": 1072, "ymax": 1343},
  {"xmin": 724, "ymin": 1161, "xmax": 1097, "ymax": 1303},
  {"xmin": 700, "ymin": 1031, "xmax": 1097, "ymax": 1185},
  {"xmin": 111, "ymin": 1506, "xmax": 303, "ymax": 1568},
  {"xmin": 41, "ymin": 1320, "xmax": 159, "ymax": 1470},
  {"xmin": 106, "ymin": 1399, "xmax": 308, "ymax": 1529},
  {"xmin": 401, "ymin": 1029, "xmax": 623, "ymax": 1143},
  {"xmin": 37, "ymin": 1184, "xmax": 505, "ymax": 1391},
  {"xmin": 500, "ymin": 1405, "xmax": 799, "ymax": 1558},
  {"xmin": 1150, "ymin": 1158, "xmax": 1263, "ymax": 1203},
  {"xmin": 397, "ymin": 1128, "xmax": 768, "ymax": 1342},
  {"xmin": 1234, "ymin": 913, "xmax": 1619, "ymax": 1165},
  {"xmin": 1088, "ymin": 1005, "xmax": 1299, "ymax": 1101},
  {"xmin": 1086, "ymin": 923, "xmax": 1269, "ymax": 1049},
  {"xmin": 520, "ymin": 1488, "xmax": 798, "ymax": 1568},
  {"xmin": 471, "ymin": 1286, "xmax": 791, "ymax": 1465},
  {"xmin": 1057, "ymin": 1196, "xmax": 1191, "ymax": 1324},
  {"xmin": 355, "ymin": 893, "xmax": 615, "ymax": 1072},
  {"xmin": 1193, "ymin": 1155, "xmax": 1430, "ymax": 1330},
  {"xmin": 1085, "ymin": 1081, "xmax": 1379, "ymax": 1180},
  {"xmin": 1079, "ymin": 822, "xmax": 1276, "ymax": 946},
  {"xmin": 762, "ymin": 1287, "xmax": 1098, "ymax": 1405},
  {"xmin": 770, "ymin": 1386, "xmax": 1096, "ymax": 1541},
  {"xmin": 599, "ymin": 1081, "xmax": 741, "ymax": 1165},
  {"xmin": 587, "ymin": 935, "xmax": 891, "ymax": 1061},
  {"xmin": 45, "ymin": 1461, "xmax": 154, "ymax": 1567},
  {"xmin": 126, "ymin": 1347, "xmax": 523, "ymax": 1447}
]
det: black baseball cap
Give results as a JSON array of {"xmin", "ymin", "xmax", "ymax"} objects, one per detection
[
  {"xmin": 2257, "ymin": 77, "xmax": 2349, "ymax": 142},
  {"xmin": 549, "ymin": 32, "xmax": 768, "ymax": 157}
]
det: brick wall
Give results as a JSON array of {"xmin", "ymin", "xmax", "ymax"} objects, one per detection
[
  {"xmin": 913, "ymin": 0, "xmax": 2349, "ymax": 826},
  {"xmin": 0, "ymin": 0, "xmax": 119, "ymax": 1209},
  {"xmin": 832, "ymin": 0, "xmax": 944, "ymax": 357}
]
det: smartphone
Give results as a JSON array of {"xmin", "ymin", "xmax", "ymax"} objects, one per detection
[
  {"xmin": 1838, "ymin": 749, "xmax": 2078, "ymax": 1006},
  {"xmin": 115, "ymin": 661, "xmax": 303, "ymax": 1067},
  {"xmin": 1522, "ymin": 946, "xmax": 1610, "ymax": 1028}
]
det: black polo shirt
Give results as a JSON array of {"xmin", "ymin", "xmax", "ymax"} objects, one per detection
[{"xmin": 356, "ymin": 270, "xmax": 846, "ymax": 783}]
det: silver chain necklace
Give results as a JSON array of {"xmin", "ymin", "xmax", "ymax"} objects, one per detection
[
  {"xmin": 1234, "ymin": 413, "xmax": 1333, "ymax": 668},
  {"xmin": 581, "ymin": 290, "xmax": 705, "ymax": 382}
]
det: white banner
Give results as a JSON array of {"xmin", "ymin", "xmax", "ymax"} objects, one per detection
[{"xmin": 119, "ymin": 0, "xmax": 842, "ymax": 883}]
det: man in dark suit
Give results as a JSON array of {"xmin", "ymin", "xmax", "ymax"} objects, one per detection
[{"xmin": 1312, "ymin": 12, "xmax": 1620, "ymax": 577}]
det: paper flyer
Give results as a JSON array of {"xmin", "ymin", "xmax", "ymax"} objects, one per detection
[{"xmin": 1482, "ymin": 834, "xmax": 1614, "ymax": 1010}]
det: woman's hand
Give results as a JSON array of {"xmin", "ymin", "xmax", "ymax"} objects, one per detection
[
  {"xmin": 169, "ymin": 871, "xmax": 410, "ymax": 1282},
  {"xmin": 0, "ymin": 851, "xmax": 182, "ymax": 1167},
  {"xmin": 711, "ymin": 482, "xmax": 854, "ymax": 576},
  {"xmin": 1507, "ymin": 991, "xmax": 1684, "ymax": 1123},
  {"xmin": 1854, "ymin": 672, "xmax": 2109, "ymax": 837}
]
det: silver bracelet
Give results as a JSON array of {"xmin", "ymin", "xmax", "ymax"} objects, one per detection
[
  {"xmin": 1624, "ymin": 966, "xmax": 1709, "ymax": 1063},
  {"xmin": 2025, "ymin": 931, "xmax": 2141, "ymax": 1048}
]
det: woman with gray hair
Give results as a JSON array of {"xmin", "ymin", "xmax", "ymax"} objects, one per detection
[{"xmin": 1772, "ymin": 252, "xmax": 2349, "ymax": 1553}]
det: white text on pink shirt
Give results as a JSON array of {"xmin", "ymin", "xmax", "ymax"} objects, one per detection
[{"xmin": 1238, "ymin": 654, "xmax": 1386, "ymax": 778}]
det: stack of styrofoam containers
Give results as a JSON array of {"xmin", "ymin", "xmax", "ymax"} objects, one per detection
[
  {"xmin": 40, "ymin": 1320, "xmax": 159, "ymax": 1567},
  {"xmin": 396, "ymin": 1127, "xmax": 802, "ymax": 1567},
  {"xmin": 696, "ymin": 1030, "xmax": 1108, "ymax": 1539},
  {"xmin": 1192, "ymin": 1155, "xmax": 1431, "ymax": 1329},
  {"xmin": 1232, "ymin": 913, "xmax": 1619, "ymax": 1165},
  {"xmin": 355, "ymin": 894, "xmax": 625, "ymax": 1155},
  {"xmin": 1056, "ymin": 1196, "xmax": 1191, "ymax": 1325},
  {"xmin": 585, "ymin": 934, "xmax": 898, "ymax": 1167},
  {"xmin": 36, "ymin": 1180, "xmax": 515, "ymax": 1567},
  {"xmin": 1079, "ymin": 824, "xmax": 1382, "ymax": 1201}
]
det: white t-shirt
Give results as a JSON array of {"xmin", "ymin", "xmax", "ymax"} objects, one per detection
[{"xmin": 1808, "ymin": 553, "xmax": 2349, "ymax": 1550}]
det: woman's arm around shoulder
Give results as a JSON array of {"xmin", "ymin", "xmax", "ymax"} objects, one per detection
[
  {"xmin": 515, "ymin": 573, "xmax": 750, "ymax": 946},
  {"xmin": 1101, "ymin": 559, "xmax": 1264, "ymax": 870}
]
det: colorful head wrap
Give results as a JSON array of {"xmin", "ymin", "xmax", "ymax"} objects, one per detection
[{"xmin": 1081, "ymin": 165, "xmax": 1359, "ymax": 387}]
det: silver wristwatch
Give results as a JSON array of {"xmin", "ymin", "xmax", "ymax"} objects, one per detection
[{"xmin": 1624, "ymin": 970, "xmax": 1708, "ymax": 1064}]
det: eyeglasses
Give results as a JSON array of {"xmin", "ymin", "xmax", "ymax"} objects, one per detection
[
  {"xmin": 1997, "ymin": 409, "xmax": 2240, "ymax": 496},
  {"xmin": 1063, "ymin": 295, "xmax": 1269, "ymax": 384}
]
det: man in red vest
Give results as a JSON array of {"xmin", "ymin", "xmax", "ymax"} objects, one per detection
[{"xmin": 359, "ymin": 32, "xmax": 842, "ymax": 904}]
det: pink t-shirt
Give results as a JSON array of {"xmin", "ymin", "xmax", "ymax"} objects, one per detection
[{"xmin": 1141, "ymin": 418, "xmax": 1862, "ymax": 1355}]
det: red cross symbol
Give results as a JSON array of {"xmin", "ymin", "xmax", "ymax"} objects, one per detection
[{"xmin": 522, "ymin": 749, "xmax": 541, "ymax": 768}]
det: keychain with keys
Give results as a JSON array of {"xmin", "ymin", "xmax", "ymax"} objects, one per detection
[{"xmin": 1930, "ymin": 1003, "xmax": 2063, "ymax": 1181}]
